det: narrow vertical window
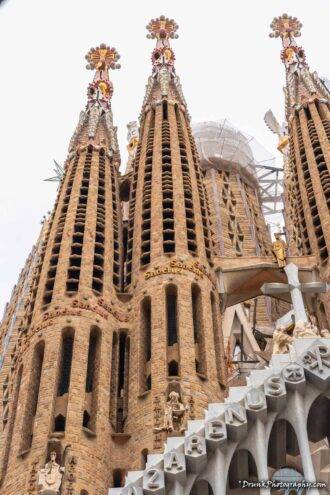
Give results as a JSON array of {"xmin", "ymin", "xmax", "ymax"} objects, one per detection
[
  {"xmin": 57, "ymin": 330, "xmax": 74, "ymax": 396},
  {"xmin": 166, "ymin": 285, "xmax": 180, "ymax": 377},
  {"xmin": 115, "ymin": 332, "xmax": 130, "ymax": 432},
  {"xmin": 53, "ymin": 329, "xmax": 74, "ymax": 433},
  {"xmin": 140, "ymin": 297, "xmax": 152, "ymax": 393},
  {"xmin": 20, "ymin": 341, "xmax": 45, "ymax": 452},
  {"xmin": 0, "ymin": 366, "xmax": 23, "ymax": 480},
  {"xmin": 83, "ymin": 327, "xmax": 101, "ymax": 433},
  {"xmin": 110, "ymin": 332, "xmax": 118, "ymax": 428},
  {"xmin": 192, "ymin": 284, "xmax": 206, "ymax": 376},
  {"xmin": 211, "ymin": 292, "xmax": 225, "ymax": 388}
]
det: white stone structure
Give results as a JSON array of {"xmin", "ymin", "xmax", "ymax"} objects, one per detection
[{"xmin": 109, "ymin": 338, "xmax": 330, "ymax": 495}]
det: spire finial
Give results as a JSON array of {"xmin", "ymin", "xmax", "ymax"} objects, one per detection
[
  {"xmin": 84, "ymin": 44, "xmax": 121, "ymax": 109},
  {"xmin": 85, "ymin": 44, "xmax": 121, "ymax": 71},
  {"xmin": 146, "ymin": 16, "xmax": 178, "ymax": 71},
  {"xmin": 269, "ymin": 14, "xmax": 302, "ymax": 40}
]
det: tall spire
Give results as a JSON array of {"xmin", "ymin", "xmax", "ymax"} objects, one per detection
[
  {"xmin": 269, "ymin": 14, "xmax": 329, "ymax": 116},
  {"xmin": 142, "ymin": 16, "xmax": 187, "ymax": 113},
  {"xmin": 85, "ymin": 44, "xmax": 121, "ymax": 111},
  {"xmin": 69, "ymin": 44, "xmax": 121, "ymax": 155}
]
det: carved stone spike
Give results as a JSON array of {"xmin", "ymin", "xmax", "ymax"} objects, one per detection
[
  {"xmin": 143, "ymin": 468, "xmax": 165, "ymax": 495},
  {"xmin": 298, "ymin": 342, "xmax": 330, "ymax": 390},
  {"xmin": 244, "ymin": 388, "xmax": 267, "ymax": 422},
  {"xmin": 224, "ymin": 403, "xmax": 248, "ymax": 442},
  {"xmin": 264, "ymin": 375, "xmax": 287, "ymax": 411},
  {"xmin": 205, "ymin": 418, "xmax": 227, "ymax": 450},
  {"xmin": 282, "ymin": 363, "xmax": 306, "ymax": 393},
  {"xmin": 184, "ymin": 435, "xmax": 207, "ymax": 473},
  {"xmin": 164, "ymin": 451, "xmax": 186, "ymax": 484}
]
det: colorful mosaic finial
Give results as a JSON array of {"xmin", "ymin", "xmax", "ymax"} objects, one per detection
[
  {"xmin": 84, "ymin": 44, "xmax": 120, "ymax": 109},
  {"xmin": 269, "ymin": 14, "xmax": 302, "ymax": 39},
  {"xmin": 85, "ymin": 44, "xmax": 121, "ymax": 71},
  {"xmin": 146, "ymin": 16, "xmax": 178, "ymax": 71},
  {"xmin": 146, "ymin": 15, "xmax": 179, "ymax": 40}
]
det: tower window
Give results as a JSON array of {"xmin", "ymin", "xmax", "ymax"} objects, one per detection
[
  {"xmin": 191, "ymin": 284, "xmax": 207, "ymax": 376},
  {"xmin": 166, "ymin": 285, "xmax": 178, "ymax": 346},
  {"xmin": 57, "ymin": 330, "xmax": 74, "ymax": 396},
  {"xmin": 140, "ymin": 297, "xmax": 152, "ymax": 393},
  {"xmin": 20, "ymin": 341, "xmax": 45, "ymax": 452}
]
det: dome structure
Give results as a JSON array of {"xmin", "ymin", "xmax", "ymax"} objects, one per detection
[{"xmin": 192, "ymin": 120, "xmax": 284, "ymax": 217}]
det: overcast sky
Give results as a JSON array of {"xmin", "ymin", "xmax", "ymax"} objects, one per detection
[{"xmin": 0, "ymin": 0, "xmax": 329, "ymax": 316}]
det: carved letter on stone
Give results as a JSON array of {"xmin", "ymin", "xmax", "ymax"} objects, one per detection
[
  {"xmin": 37, "ymin": 452, "xmax": 65, "ymax": 495},
  {"xmin": 282, "ymin": 363, "xmax": 306, "ymax": 392},
  {"xmin": 205, "ymin": 419, "xmax": 227, "ymax": 449},
  {"xmin": 164, "ymin": 451, "xmax": 186, "ymax": 484},
  {"xmin": 184, "ymin": 435, "xmax": 207, "ymax": 473},
  {"xmin": 265, "ymin": 376, "xmax": 286, "ymax": 412},
  {"xmin": 225, "ymin": 404, "xmax": 247, "ymax": 441},
  {"xmin": 143, "ymin": 468, "xmax": 165, "ymax": 494}
]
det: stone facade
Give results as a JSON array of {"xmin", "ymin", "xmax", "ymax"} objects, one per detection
[{"xmin": 0, "ymin": 14, "xmax": 329, "ymax": 495}]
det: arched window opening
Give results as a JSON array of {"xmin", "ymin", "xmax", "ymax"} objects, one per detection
[
  {"xmin": 268, "ymin": 419, "xmax": 300, "ymax": 470},
  {"xmin": 191, "ymin": 284, "xmax": 206, "ymax": 376},
  {"xmin": 140, "ymin": 297, "xmax": 152, "ymax": 393},
  {"xmin": 307, "ymin": 395, "xmax": 330, "ymax": 444},
  {"xmin": 168, "ymin": 360, "xmax": 179, "ymax": 377},
  {"xmin": 114, "ymin": 331, "xmax": 130, "ymax": 433},
  {"xmin": 141, "ymin": 449, "xmax": 149, "ymax": 469},
  {"xmin": 210, "ymin": 292, "xmax": 225, "ymax": 388},
  {"xmin": 83, "ymin": 327, "xmax": 101, "ymax": 433},
  {"xmin": 54, "ymin": 414, "xmax": 66, "ymax": 432},
  {"xmin": 146, "ymin": 375, "xmax": 151, "ymax": 391},
  {"xmin": 57, "ymin": 330, "xmax": 74, "ymax": 396},
  {"xmin": 190, "ymin": 479, "xmax": 214, "ymax": 495},
  {"xmin": 162, "ymin": 100, "xmax": 168, "ymax": 121},
  {"xmin": 110, "ymin": 332, "xmax": 118, "ymax": 428},
  {"xmin": 228, "ymin": 450, "xmax": 258, "ymax": 490},
  {"xmin": 166, "ymin": 285, "xmax": 178, "ymax": 346},
  {"xmin": 80, "ymin": 491, "xmax": 89, "ymax": 495},
  {"xmin": 85, "ymin": 330, "xmax": 99, "ymax": 393},
  {"xmin": 82, "ymin": 410, "xmax": 91, "ymax": 429},
  {"xmin": 0, "ymin": 365, "xmax": 23, "ymax": 480},
  {"xmin": 20, "ymin": 341, "xmax": 45, "ymax": 452},
  {"xmin": 113, "ymin": 469, "xmax": 124, "ymax": 488}
]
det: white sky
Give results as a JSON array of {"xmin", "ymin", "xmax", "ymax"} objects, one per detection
[{"xmin": 0, "ymin": 0, "xmax": 329, "ymax": 316}]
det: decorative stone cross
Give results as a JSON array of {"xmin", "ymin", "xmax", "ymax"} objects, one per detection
[{"xmin": 261, "ymin": 263, "xmax": 327, "ymax": 323}]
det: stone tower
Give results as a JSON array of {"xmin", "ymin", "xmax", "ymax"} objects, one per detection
[
  {"xmin": 0, "ymin": 44, "xmax": 124, "ymax": 494},
  {"xmin": 269, "ymin": 14, "xmax": 330, "ymax": 326},
  {"xmin": 119, "ymin": 15, "xmax": 226, "ymax": 471}
]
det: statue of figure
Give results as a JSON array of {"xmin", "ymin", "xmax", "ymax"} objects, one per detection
[
  {"xmin": 162, "ymin": 391, "xmax": 187, "ymax": 433},
  {"xmin": 320, "ymin": 328, "xmax": 330, "ymax": 338},
  {"xmin": 272, "ymin": 233, "xmax": 287, "ymax": 268},
  {"xmin": 273, "ymin": 325, "xmax": 293, "ymax": 354},
  {"xmin": 37, "ymin": 451, "xmax": 65, "ymax": 494},
  {"xmin": 293, "ymin": 320, "xmax": 318, "ymax": 339}
]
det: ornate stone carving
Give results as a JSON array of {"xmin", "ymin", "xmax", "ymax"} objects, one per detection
[
  {"xmin": 37, "ymin": 451, "xmax": 65, "ymax": 494},
  {"xmin": 272, "ymin": 232, "xmax": 287, "ymax": 268},
  {"xmin": 293, "ymin": 320, "xmax": 318, "ymax": 339},
  {"xmin": 156, "ymin": 391, "xmax": 187, "ymax": 433},
  {"xmin": 273, "ymin": 325, "xmax": 293, "ymax": 354},
  {"xmin": 64, "ymin": 455, "xmax": 77, "ymax": 495}
]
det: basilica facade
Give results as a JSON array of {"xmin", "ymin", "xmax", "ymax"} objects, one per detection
[{"xmin": 0, "ymin": 14, "xmax": 329, "ymax": 495}]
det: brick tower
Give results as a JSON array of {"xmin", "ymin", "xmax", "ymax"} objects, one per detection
[
  {"xmin": 0, "ymin": 44, "xmax": 124, "ymax": 494},
  {"xmin": 119, "ymin": 15, "xmax": 226, "ymax": 471},
  {"xmin": 270, "ymin": 14, "xmax": 330, "ymax": 325}
]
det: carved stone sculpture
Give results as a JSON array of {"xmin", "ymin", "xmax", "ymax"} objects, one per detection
[
  {"xmin": 293, "ymin": 320, "xmax": 318, "ymax": 339},
  {"xmin": 320, "ymin": 328, "xmax": 330, "ymax": 338},
  {"xmin": 156, "ymin": 391, "xmax": 187, "ymax": 433},
  {"xmin": 37, "ymin": 451, "xmax": 65, "ymax": 495},
  {"xmin": 273, "ymin": 325, "xmax": 293, "ymax": 354},
  {"xmin": 272, "ymin": 233, "xmax": 287, "ymax": 268}
]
